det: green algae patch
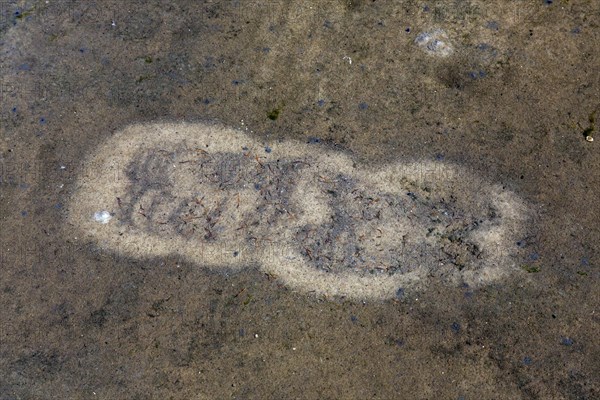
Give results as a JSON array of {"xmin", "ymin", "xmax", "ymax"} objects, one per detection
[{"xmin": 521, "ymin": 265, "xmax": 541, "ymax": 273}]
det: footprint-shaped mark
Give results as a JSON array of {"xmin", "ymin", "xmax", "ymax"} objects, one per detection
[{"xmin": 69, "ymin": 122, "xmax": 529, "ymax": 299}]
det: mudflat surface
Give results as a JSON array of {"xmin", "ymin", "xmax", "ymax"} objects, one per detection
[{"xmin": 1, "ymin": 1, "xmax": 599, "ymax": 399}]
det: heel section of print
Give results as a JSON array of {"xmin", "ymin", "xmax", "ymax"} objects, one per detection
[{"xmin": 68, "ymin": 122, "xmax": 531, "ymax": 300}]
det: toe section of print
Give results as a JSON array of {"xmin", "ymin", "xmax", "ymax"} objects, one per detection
[{"xmin": 69, "ymin": 122, "xmax": 530, "ymax": 300}]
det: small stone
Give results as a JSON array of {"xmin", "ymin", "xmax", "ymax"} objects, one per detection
[
  {"xmin": 415, "ymin": 29, "xmax": 453, "ymax": 57},
  {"xmin": 94, "ymin": 210, "xmax": 112, "ymax": 224}
]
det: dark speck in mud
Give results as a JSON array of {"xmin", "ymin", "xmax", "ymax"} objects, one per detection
[
  {"xmin": 580, "ymin": 257, "xmax": 589, "ymax": 266},
  {"xmin": 469, "ymin": 70, "xmax": 487, "ymax": 80},
  {"xmin": 395, "ymin": 288, "xmax": 405, "ymax": 299},
  {"xmin": 561, "ymin": 337, "xmax": 574, "ymax": 346},
  {"xmin": 582, "ymin": 110, "xmax": 596, "ymax": 140},
  {"xmin": 451, "ymin": 322, "xmax": 460, "ymax": 333},
  {"xmin": 267, "ymin": 107, "xmax": 281, "ymax": 120},
  {"xmin": 486, "ymin": 21, "xmax": 499, "ymax": 31},
  {"xmin": 521, "ymin": 264, "xmax": 541, "ymax": 273}
]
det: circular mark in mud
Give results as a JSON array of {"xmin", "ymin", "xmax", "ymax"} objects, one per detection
[{"xmin": 69, "ymin": 122, "xmax": 529, "ymax": 300}]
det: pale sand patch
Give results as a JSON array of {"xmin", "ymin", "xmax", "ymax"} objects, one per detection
[{"xmin": 68, "ymin": 122, "xmax": 529, "ymax": 299}]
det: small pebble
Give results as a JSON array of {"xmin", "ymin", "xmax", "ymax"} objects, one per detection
[{"xmin": 415, "ymin": 29, "xmax": 453, "ymax": 57}]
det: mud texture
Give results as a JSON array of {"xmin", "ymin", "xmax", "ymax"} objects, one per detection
[{"xmin": 1, "ymin": 1, "xmax": 599, "ymax": 399}]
